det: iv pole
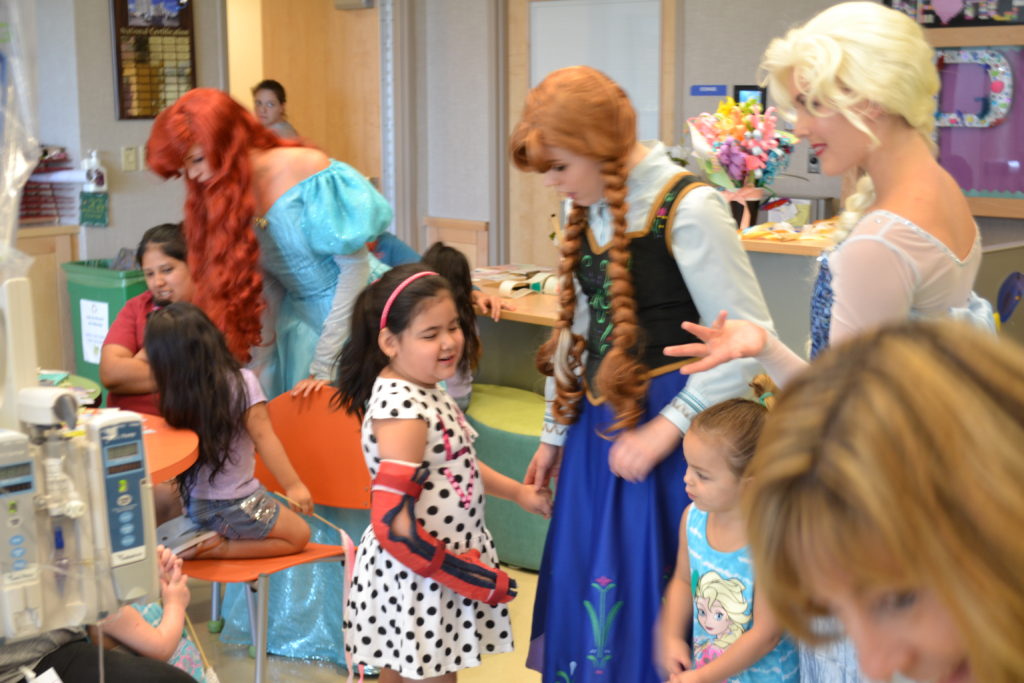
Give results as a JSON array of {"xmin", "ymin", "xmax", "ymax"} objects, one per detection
[{"xmin": 0, "ymin": 0, "xmax": 41, "ymax": 430}]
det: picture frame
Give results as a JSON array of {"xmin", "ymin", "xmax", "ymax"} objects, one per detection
[
  {"xmin": 882, "ymin": 0, "xmax": 1024, "ymax": 28},
  {"xmin": 926, "ymin": 26, "xmax": 1024, "ymax": 218},
  {"xmin": 109, "ymin": 0, "xmax": 196, "ymax": 120},
  {"xmin": 733, "ymin": 84, "xmax": 767, "ymax": 110}
]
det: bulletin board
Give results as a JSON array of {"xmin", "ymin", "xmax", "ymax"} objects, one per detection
[
  {"xmin": 109, "ymin": 0, "xmax": 196, "ymax": 119},
  {"xmin": 884, "ymin": 0, "xmax": 1024, "ymax": 27},
  {"xmin": 928, "ymin": 26, "xmax": 1024, "ymax": 218}
]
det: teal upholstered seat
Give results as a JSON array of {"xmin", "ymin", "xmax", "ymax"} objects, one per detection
[{"xmin": 465, "ymin": 383, "xmax": 550, "ymax": 570}]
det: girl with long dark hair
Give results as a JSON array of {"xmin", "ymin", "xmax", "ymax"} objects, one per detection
[
  {"xmin": 145, "ymin": 302, "xmax": 312, "ymax": 559},
  {"xmin": 420, "ymin": 242, "xmax": 509, "ymax": 410},
  {"xmin": 333, "ymin": 264, "xmax": 551, "ymax": 682}
]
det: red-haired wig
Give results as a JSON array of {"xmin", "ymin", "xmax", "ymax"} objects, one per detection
[{"xmin": 146, "ymin": 88, "xmax": 301, "ymax": 362}]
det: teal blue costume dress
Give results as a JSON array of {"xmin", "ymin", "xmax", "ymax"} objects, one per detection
[
  {"xmin": 216, "ymin": 160, "xmax": 391, "ymax": 667},
  {"xmin": 252, "ymin": 160, "xmax": 393, "ymax": 394}
]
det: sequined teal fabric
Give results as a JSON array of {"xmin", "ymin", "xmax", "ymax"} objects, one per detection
[{"xmin": 216, "ymin": 506, "xmax": 371, "ymax": 667}]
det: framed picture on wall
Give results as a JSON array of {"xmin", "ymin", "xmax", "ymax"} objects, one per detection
[
  {"xmin": 883, "ymin": 0, "xmax": 1024, "ymax": 27},
  {"xmin": 109, "ymin": 0, "xmax": 196, "ymax": 119},
  {"xmin": 927, "ymin": 25, "xmax": 1024, "ymax": 218},
  {"xmin": 733, "ymin": 85, "xmax": 767, "ymax": 110}
]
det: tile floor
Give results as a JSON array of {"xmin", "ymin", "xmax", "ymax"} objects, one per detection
[{"xmin": 187, "ymin": 567, "xmax": 541, "ymax": 683}]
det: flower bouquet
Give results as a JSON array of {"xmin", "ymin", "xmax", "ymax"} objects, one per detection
[{"xmin": 687, "ymin": 97, "xmax": 798, "ymax": 228}]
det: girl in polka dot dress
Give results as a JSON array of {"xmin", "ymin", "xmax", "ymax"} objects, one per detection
[{"xmin": 333, "ymin": 264, "xmax": 553, "ymax": 682}]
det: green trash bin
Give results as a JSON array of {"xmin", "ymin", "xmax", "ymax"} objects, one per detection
[{"xmin": 61, "ymin": 260, "xmax": 147, "ymax": 387}]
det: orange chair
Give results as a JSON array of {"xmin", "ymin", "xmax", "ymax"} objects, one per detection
[{"xmin": 182, "ymin": 390, "xmax": 370, "ymax": 682}]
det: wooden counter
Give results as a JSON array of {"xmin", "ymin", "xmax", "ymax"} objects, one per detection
[
  {"xmin": 472, "ymin": 234, "xmax": 833, "ymax": 330},
  {"xmin": 739, "ymin": 236, "xmax": 833, "ymax": 256},
  {"xmin": 472, "ymin": 236, "xmax": 831, "ymax": 390},
  {"xmin": 475, "ymin": 282, "xmax": 559, "ymax": 327}
]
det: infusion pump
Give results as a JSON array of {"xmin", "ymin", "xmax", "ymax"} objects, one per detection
[{"xmin": 0, "ymin": 388, "xmax": 157, "ymax": 643}]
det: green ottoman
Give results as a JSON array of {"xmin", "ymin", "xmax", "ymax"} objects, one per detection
[{"xmin": 466, "ymin": 383, "xmax": 550, "ymax": 570}]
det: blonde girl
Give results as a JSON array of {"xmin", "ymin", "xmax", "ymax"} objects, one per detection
[
  {"xmin": 669, "ymin": 2, "xmax": 991, "ymax": 387},
  {"xmin": 745, "ymin": 320, "xmax": 1024, "ymax": 683},
  {"xmin": 667, "ymin": 6, "xmax": 993, "ymax": 679},
  {"xmin": 509, "ymin": 65, "xmax": 774, "ymax": 683},
  {"xmin": 659, "ymin": 377, "xmax": 798, "ymax": 683}
]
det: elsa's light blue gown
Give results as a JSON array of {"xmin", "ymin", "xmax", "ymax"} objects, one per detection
[{"xmin": 215, "ymin": 160, "xmax": 391, "ymax": 667}]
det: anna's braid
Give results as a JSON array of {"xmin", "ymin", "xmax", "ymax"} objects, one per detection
[
  {"xmin": 595, "ymin": 158, "xmax": 648, "ymax": 433},
  {"xmin": 536, "ymin": 203, "xmax": 588, "ymax": 425}
]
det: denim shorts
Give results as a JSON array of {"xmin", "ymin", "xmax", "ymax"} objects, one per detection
[{"xmin": 186, "ymin": 487, "xmax": 281, "ymax": 540}]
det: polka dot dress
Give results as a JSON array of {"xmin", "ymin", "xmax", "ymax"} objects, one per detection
[{"xmin": 344, "ymin": 377, "xmax": 513, "ymax": 678}]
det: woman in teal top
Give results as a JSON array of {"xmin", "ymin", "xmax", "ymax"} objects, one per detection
[
  {"xmin": 147, "ymin": 88, "xmax": 392, "ymax": 667},
  {"xmin": 147, "ymin": 88, "xmax": 392, "ymax": 397},
  {"xmin": 251, "ymin": 159, "xmax": 392, "ymax": 395}
]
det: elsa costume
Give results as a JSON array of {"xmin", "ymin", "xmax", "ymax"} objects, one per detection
[
  {"xmin": 215, "ymin": 160, "xmax": 392, "ymax": 668},
  {"xmin": 761, "ymin": 208, "xmax": 991, "ymax": 682}
]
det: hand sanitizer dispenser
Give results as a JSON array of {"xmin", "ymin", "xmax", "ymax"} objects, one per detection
[{"xmin": 82, "ymin": 149, "xmax": 108, "ymax": 193}]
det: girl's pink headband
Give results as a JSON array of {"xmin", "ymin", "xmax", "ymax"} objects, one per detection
[{"xmin": 380, "ymin": 271, "xmax": 438, "ymax": 330}]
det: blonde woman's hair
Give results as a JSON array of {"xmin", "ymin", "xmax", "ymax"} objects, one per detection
[
  {"xmin": 696, "ymin": 571, "xmax": 752, "ymax": 648},
  {"xmin": 690, "ymin": 375, "xmax": 777, "ymax": 478},
  {"xmin": 508, "ymin": 66, "xmax": 647, "ymax": 432},
  {"xmin": 759, "ymin": 1, "xmax": 939, "ymax": 237},
  {"xmin": 744, "ymin": 320, "xmax": 1024, "ymax": 683}
]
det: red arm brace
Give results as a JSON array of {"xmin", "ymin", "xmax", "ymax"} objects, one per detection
[{"xmin": 370, "ymin": 460, "xmax": 515, "ymax": 606}]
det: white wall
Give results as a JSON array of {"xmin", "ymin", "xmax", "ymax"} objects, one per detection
[
  {"xmin": 681, "ymin": 0, "xmax": 842, "ymax": 200},
  {"xmin": 413, "ymin": 0, "xmax": 844, "ymax": 266},
  {"xmin": 225, "ymin": 0, "xmax": 263, "ymax": 109},
  {"xmin": 34, "ymin": 0, "xmax": 228, "ymax": 260},
  {"xmin": 417, "ymin": 0, "xmax": 505, "ymax": 259}
]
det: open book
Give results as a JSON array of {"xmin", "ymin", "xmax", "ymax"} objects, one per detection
[{"xmin": 156, "ymin": 515, "xmax": 220, "ymax": 557}]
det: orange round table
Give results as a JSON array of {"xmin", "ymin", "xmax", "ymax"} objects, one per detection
[{"xmin": 140, "ymin": 413, "xmax": 198, "ymax": 483}]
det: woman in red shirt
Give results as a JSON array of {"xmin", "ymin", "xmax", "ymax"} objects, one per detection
[{"xmin": 100, "ymin": 223, "xmax": 193, "ymax": 414}]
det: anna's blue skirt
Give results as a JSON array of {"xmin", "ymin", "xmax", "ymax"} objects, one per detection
[{"xmin": 527, "ymin": 371, "xmax": 690, "ymax": 682}]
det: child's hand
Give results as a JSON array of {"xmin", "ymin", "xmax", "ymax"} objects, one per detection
[
  {"xmin": 660, "ymin": 635, "xmax": 693, "ymax": 678},
  {"xmin": 515, "ymin": 482, "xmax": 553, "ymax": 518},
  {"xmin": 156, "ymin": 544, "xmax": 181, "ymax": 581},
  {"xmin": 472, "ymin": 290, "xmax": 515, "ymax": 322},
  {"xmin": 160, "ymin": 554, "xmax": 190, "ymax": 610},
  {"xmin": 524, "ymin": 442, "xmax": 562, "ymax": 491},
  {"xmin": 669, "ymin": 669, "xmax": 704, "ymax": 683},
  {"xmin": 285, "ymin": 482, "xmax": 314, "ymax": 515},
  {"xmin": 291, "ymin": 376, "xmax": 329, "ymax": 398}
]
